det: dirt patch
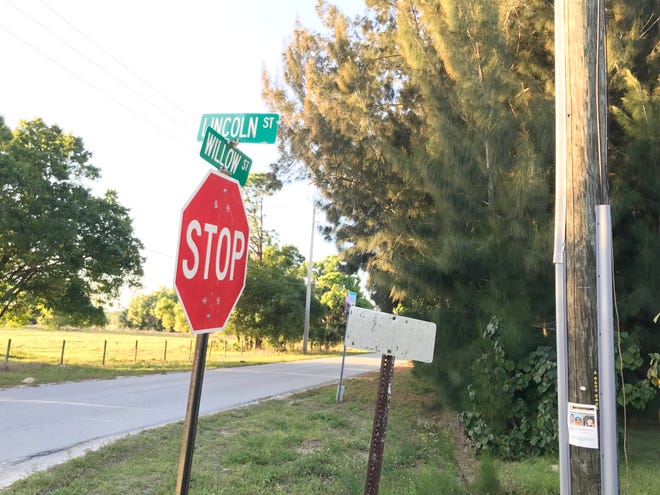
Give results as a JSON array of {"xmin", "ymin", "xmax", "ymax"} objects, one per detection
[
  {"xmin": 295, "ymin": 439, "xmax": 323, "ymax": 455},
  {"xmin": 440, "ymin": 409, "xmax": 477, "ymax": 489}
]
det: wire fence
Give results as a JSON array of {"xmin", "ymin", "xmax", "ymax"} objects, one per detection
[{"xmin": 1, "ymin": 329, "xmax": 260, "ymax": 369}]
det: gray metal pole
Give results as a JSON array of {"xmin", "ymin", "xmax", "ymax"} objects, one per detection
[
  {"xmin": 337, "ymin": 296, "xmax": 356, "ymax": 401},
  {"xmin": 554, "ymin": 2, "xmax": 571, "ymax": 492},
  {"xmin": 596, "ymin": 205, "xmax": 619, "ymax": 494},
  {"xmin": 336, "ymin": 341, "xmax": 347, "ymax": 402},
  {"xmin": 337, "ymin": 303, "xmax": 350, "ymax": 402},
  {"xmin": 303, "ymin": 207, "xmax": 315, "ymax": 354},
  {"xmin": 555, "ymin": 260, "xmax": 571, "ymax": 495}
]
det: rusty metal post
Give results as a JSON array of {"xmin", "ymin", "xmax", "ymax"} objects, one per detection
[
  {"xmin": 175, "ymin": 333, "xmax": 209, "ymax": 495},
  {"xmin": 364, "ymin": 354, "xmax": 395, "ymax": 495}
]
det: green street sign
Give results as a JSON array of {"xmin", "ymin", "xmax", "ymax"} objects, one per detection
[
  {"xmin": 197, "ymin": 113, "xmax": 279, "ymax": 144},
  {"xmin": 199, "ymin": 127, "xmax": 252, "ymax": 186}
]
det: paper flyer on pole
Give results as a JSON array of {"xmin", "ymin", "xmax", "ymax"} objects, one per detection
[{"xmin": 567, "ymin": 402, "xmax": 599, "ymax": 449}]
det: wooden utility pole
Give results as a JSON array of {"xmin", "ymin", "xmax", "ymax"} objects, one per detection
[{"xmin": 560, "ymin": 0, "xmax": 608, "ymax": 492}]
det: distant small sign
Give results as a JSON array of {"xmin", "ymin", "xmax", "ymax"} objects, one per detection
[
  {"xmin": 346, "ymin": 307, "xmax": 436, "ymax": 363},
  {"xmin": 344, "ymin": 291, "xmax": 357, "ymax": 315}
]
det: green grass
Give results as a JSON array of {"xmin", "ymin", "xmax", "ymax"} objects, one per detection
[
  {"xmin": 496, "ymin": 457, "xmax": 561, "ymax": 494},
  {"xmin": 617, "ymin": 426, "xmax": 660, "ymax": 495},
  {"xmin": 3, "ymin": 366, "xmax": 657, "ymax": 494},
  {"xmin": 2, "ymin": 327, "xmax": 658, "ymax": 494},
  {"xmin": 494, "ymin": 424, "xmax": 660, "ymax": 495},
  {"xmin": 3, "ymin": 368, "xmax": 474, "ymax": 495}
]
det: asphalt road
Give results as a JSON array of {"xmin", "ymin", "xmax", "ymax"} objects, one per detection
[{"xmin": 0, "ymin": 353, "xmax": 381, "ymax": 488}]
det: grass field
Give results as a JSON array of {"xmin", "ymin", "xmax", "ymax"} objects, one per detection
[
  {"xmin": 0, "ymin": 327, "xmax": 343, "ymax": 388},
  {"xmin": 3, "ymin": 327, "xmax": 197, "ymax": 365}
]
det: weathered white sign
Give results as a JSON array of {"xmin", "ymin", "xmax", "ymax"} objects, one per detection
[{"xmin": 346, "ymin": 307, "xmax": 436, "ymax": 363}]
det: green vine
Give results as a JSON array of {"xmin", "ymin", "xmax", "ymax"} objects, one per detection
[
  {"xmin": 616, "ymin": 332, "xmax": 657, "ymax": 409},
  {"xmin": 461, "ymin": 320, "xmax": 658, "ymax": 459},
  {"xmin": 460, "ymin": 318, "xmax": 558, "ymax": 459}
]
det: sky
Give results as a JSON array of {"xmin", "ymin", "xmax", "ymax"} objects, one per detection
[{"xmin": 0, "ymin": 0, "xmax": 365, "ymax": 307}]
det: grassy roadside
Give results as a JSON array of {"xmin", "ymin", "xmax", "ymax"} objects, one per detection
[{"xmin": 2, "ymin": 367, "xmax": 658, "ymax": 494}]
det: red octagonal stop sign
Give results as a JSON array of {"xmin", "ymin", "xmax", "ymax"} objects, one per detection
[{"xmin": 175, "ymin": 171, "xmax": 249, "ymax": 333}]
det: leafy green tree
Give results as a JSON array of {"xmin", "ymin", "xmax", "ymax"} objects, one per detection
[
  {"xmin": 125, "ymin": 287, "xmax": 187, "ymax": 332},
  {"xmin": 126, "ymin": 293, "xmax": 161, "ymax": 330},
  {"xmin": 173, "ymin": 302, "xmax": 190, "ymax": 333},
  {"xmin": 151, "ymin": 287, "xmax": 180, "ymax": 331},
  {"xmin": 313, "ymin": 254, "xmax": 372, "ymax": 348},
  {"xmin": 153, "ymin": 297, "xmax": 176, "ymax": 331},
  {"xmin": 0, "ymin": 117, "xmax": 143, "ymax": 326},
  {"xmin": 228, "ymin": 244, "xmax": 307, "ymax": 348}
]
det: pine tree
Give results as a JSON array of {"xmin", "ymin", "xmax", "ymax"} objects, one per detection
[
  {"xmin": 607, "ymin": 1, "xmax": 660, "ymax": 395},
  {"xmin": 264, "ymin": 0, "xmax": 556, "ymax": 401},
  {"xmin": 263, "ymin": 0, "xmax": 659, "ymax": 442}
]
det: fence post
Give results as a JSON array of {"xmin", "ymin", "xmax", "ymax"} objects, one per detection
[
  {"xmin": 4, "ymin": 339, "xmax": 11, "ymax": 370},
  {"xmin": 102, "ymin": 340, "xmax": 108, "ymax": 366},
  {"xmin": 164, "ymin": 340, "xmax": 168, "ymax": 362},
  {"xmin": 134, "ymin": 340, "xmax": 138, "ymax": 362},
  {"xmin": 60, "ymin": 340, "xmax": 66, "ymax": 366},
  {"xmin": 189, "ymin": 341, "xmax": 193, "ymax": 361},
  {"xmin": 224, "ymin": 340, "xmax": 227, "ymax": 358}
]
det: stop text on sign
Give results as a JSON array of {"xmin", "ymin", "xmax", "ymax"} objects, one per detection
[
  {"xmin": 181, "ymin": 220, "xmax": 246, "ymax": 282},
  {"xmin": 174, "ymin": 171, "xmax": 249, "ymax": 333}
]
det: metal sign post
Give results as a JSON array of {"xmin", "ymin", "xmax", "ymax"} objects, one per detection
[
  {"xmin": 173, "ymin": 172, "xmax": 246, "ymax": 492},
  {"xmin": 173, "ymin": 112, "xmax": 278, "ymax": 493},
  {"xmin": 337, "ymin": 292, "xmax": 357, "ymax": 402},
  {"xmin": 336, "ymin": 339, "xmax": 348, "ymax": 402},
  {"xmin": 364, "ymin": 353, "xmax": 395, "ymax": 495},
  {"xmin": 345, "ymin": 307, "xmax": 436, "ymax": 494},
  {"xmin": 175, "ymin": 333, "xmax": 209, "ymax": 495}
]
